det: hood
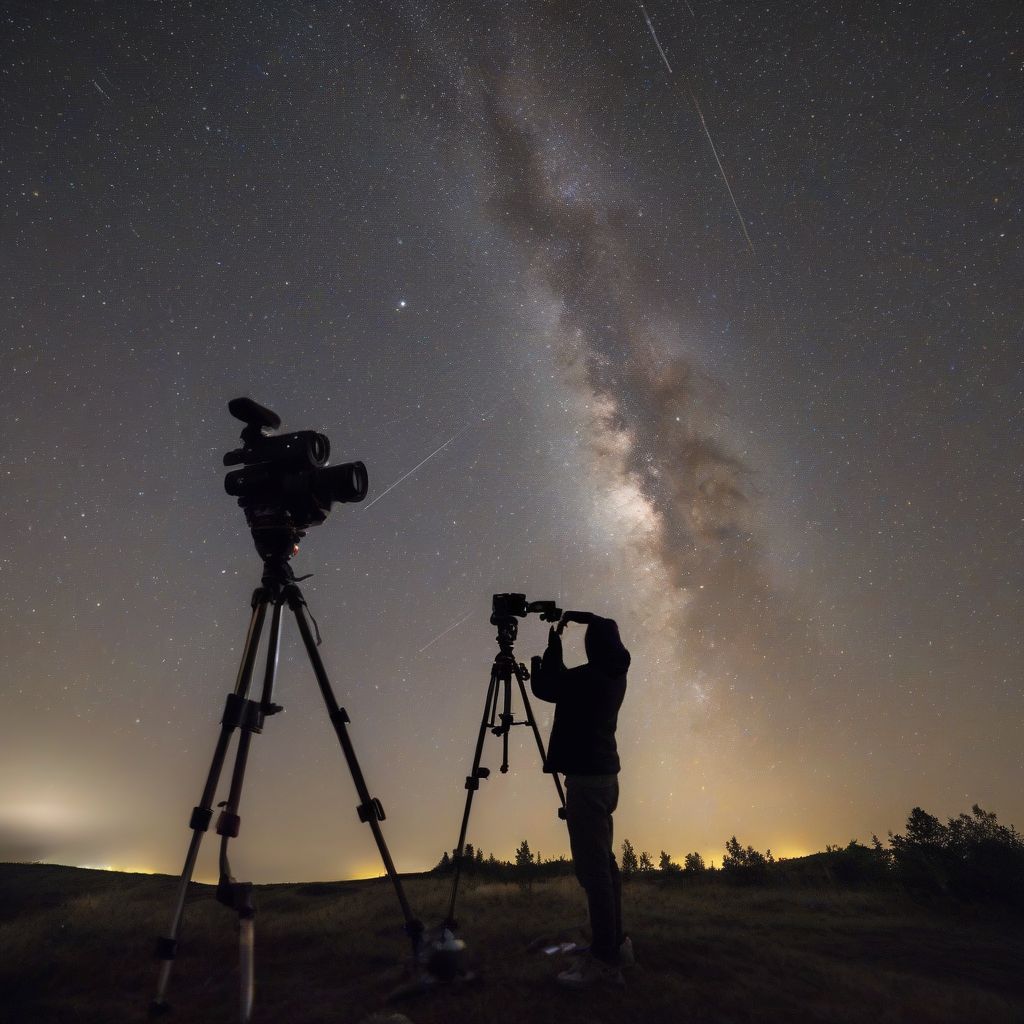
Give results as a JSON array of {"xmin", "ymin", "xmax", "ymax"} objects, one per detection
[{"xmin": 585, "ymin": 618, "xmax": 631, "ymax": 675}]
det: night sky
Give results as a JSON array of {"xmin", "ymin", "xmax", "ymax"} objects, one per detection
[{"xmin": 2, "ymin": 2, "xmax": 1021, "ymax": 883}]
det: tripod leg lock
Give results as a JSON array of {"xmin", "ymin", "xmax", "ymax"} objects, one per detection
[
  {"xmin": 189, "ymin": 806, "xmax": 213, "ymax": 831},
  {"xmin": 221, "ymin": 692, "xmax": 265, "ymax": 734},
  {"xmin": 357, "ymin": 797, "xmax": 386, "ymax": 823},
  {"xmin": 330, "ymin": 706, "xmax": 351, "ymax": 726},
  {"xmin": 558, "ymin": 807, "xmax": 567, "ymax": 820},
  {"xmin": 154, "ymin": 936, "xmax": 177, "ymax": 960},
  {"xmin": 216, "ymin": 811, "xmax": 241, "ymax": 838}
]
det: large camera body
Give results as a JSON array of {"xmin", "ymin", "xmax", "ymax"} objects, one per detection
[{"xmin": 223, "ymin": 397, "xmax": 367, "ymax": 560}]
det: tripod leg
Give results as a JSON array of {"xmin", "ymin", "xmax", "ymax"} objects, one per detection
[
  {"xmin": 152, "ymin": 589, "xmax": 270, "ymax": 1014},
  {"xmin": 486, "ymin": 666, "xmax": 501, "ymax": 727},
  {"xmin": 514, "ymin": 662, "xmax": 567, "ymax": 814},
  {"xmin": 239, "ymin": 915, "xmax": 255, "ymax": 1023},
  {"xmin": 210, "ymin": 596, "xmax": 286, "ymax": 1024},
  {"xmin": 445, "ymin": 667, "xmax": 499, "ymax": 929},
  {"xmin": 499, "ymin": 660, "xmax": 513, "ymax": 774},
  {"xmin": 217, "ymin": 597, "xmax": 285, "ymax": 879},
  {"xmin": 286, "ymin": 584, "xmax": 424, "ymax": 952}
]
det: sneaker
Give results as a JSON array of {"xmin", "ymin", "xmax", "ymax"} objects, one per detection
[
  {"xmin": 619, "ymin": 935, "xmax": 635, "ymax": 968},
  {"xmin": 557, "ymin": 953, "xmax": 625, "ymax": 989}
]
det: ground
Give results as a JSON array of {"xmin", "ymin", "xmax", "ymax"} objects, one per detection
[{"xmin": 2, "ymin": 863, "xmax": 1023, "ymax": 1023}]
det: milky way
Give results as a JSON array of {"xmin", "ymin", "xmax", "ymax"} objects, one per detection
[{"xmin": 1, "ymin": 2, "xmax": 1020, "ymax": 881}]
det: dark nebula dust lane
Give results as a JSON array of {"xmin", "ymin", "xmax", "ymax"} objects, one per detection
[{"xmin": 0, "ymin": 1, "xmax": 1020, "ymax": 880}]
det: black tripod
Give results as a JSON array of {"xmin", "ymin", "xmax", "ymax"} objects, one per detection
[
  {"xmin": 151, "ymin": 548, "xmax": 423, "ymax": 1020},
  {"xmin": 444, "ymin": 614, "xmax": 566, "ymax": 929}
]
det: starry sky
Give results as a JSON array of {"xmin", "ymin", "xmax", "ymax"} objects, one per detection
[{"xmin": 2, "ymin": 1, "xmax": 1021, "ymax": 883}]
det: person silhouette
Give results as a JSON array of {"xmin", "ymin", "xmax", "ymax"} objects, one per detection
[{"xmin": 531, "ymin": 609, "xmax": 632, "ymax": 988}]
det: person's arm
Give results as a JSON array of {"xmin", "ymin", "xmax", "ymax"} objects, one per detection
[
  {"xmin": 557, "ymin": 609, "xmax": 597, "ymax": 634},
  {"xmin": 531, "ymin": 626, "xmax": 567, "ymax": 702},
  {"xmin": 561, "ymin": 610, "xmax": 631, "ymax": 673}
]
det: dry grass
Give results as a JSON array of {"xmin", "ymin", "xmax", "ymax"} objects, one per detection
[{"xmin": 1, "ymin": 863, "xmax": 1023, "ymax": 1023}]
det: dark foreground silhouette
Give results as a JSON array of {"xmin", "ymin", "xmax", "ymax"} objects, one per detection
[{"xmin": 2, "ymin": 857, "xmax": 1023, "ymax": 1024}]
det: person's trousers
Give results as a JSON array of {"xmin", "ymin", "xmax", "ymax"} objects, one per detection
[{"xmin": 564, "ymin": 774, "xmax": 623, "ymax": 964}]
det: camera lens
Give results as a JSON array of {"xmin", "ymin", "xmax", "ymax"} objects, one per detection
[
  {"xmin": 307, "ymin": 432, "xmax": 329, "ymax": 466},
  {"xmin": 224, "ymin": 465, "xmax": 272, "ymax": 498},
  {"xmin": 312, "ymin": 461, "xmax": 368, "ymax": 505}
]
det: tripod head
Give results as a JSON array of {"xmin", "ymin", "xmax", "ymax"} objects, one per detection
[
  {"xmin": 489, "ymin": 615, "xmax": 519, "ymax": 649},
  {"xmin": 223, "ymin": 398, "xmax": 368, "ymax": 563}
]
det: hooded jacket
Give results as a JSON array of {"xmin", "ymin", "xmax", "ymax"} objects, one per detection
[{"xmin": 531, "ymin": 615, "xmax": 629, "ymax": 775}]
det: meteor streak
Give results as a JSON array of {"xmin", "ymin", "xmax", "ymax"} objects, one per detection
[
  {"xmin": 416, "ymin": 610, "xmax": 475, "ymax": 654},
  {"xmin": 637, "ymin": 1, "xmax": 674, "ymax": 73},
  {"xmin": 362, "ymin": 397, "xmax": 510, "ymax": 511},
  {"xmin": 362, "ymin": 425, "xmax": 473, "ymax": 511},
  {"xmin": 633, "ymin": 1, "xmax": 756, "ymax": 257}
]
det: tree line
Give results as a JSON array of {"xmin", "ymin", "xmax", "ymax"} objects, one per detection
[{"xmin": 432, "ymin": 804, "xmax": 1024, "ymax": 908}]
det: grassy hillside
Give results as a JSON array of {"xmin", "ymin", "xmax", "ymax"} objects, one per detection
[{"xmin": 1, "ymin": 862, "xmax": 1023, "ymax": 1023}]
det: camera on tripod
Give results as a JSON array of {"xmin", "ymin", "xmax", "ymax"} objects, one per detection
[
  {"xmin": 223, "ymin": 398, "xmax": 368, "ymax": 561},
  {"xmin": 444, "ymin": 592, "xmax": 569, "ymax": 928},
  {"xmin": 490, "ymin": 593, "xmax": 562, "ymax": 624}
]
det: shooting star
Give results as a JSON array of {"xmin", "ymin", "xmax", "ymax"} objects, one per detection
[
  {"xmin": 633, "ymin": 1, "xmax": 756, "ymax": 257},
  {"xmin": 636, "ymin": 1, "xmax": 674, "ymax": 74},
  {"xmin": 361, "ymin": 427, "xmax": 470, "ymax": 510},
  {"xmin": 91, "ymin": 79, "xmax": 113, "ymax": 103},
  {"xmin": 362, "ymin": 397, "xmax": 511, "ymax": 511},
  {"xmin": 416, "ymin": 610, "xmax": 475, "ymax": 654}
]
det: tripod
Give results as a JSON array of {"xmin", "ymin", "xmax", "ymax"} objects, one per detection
[
  {"xmin": 444, "ymin": 615, "xmax": 566, "ymax": 929},
  {"xmin": 151, "ymin": 549, "xmax": 423, "ymax": 1020}
]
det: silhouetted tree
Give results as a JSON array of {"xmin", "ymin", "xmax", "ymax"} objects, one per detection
[
  {"xmin": 515, "ymin": 839, "xmax": 535, "ymax": 892},
  {"xmin": 638, "ymin": 850, "xmax": 655, "ymax": 873},
  {"xmin": 722, "ymin": 836, "xmax": 772, "ymax": 885},
  {"xmin": 820, "ymin": 839, "xmax": 892, "ymax": 886},
  {"xmin": 515, "ymin": 839, "xmax": 533, "ymax": 868},
  {"xmin": 682, "ymin": 851, "xmax": 706, "ymax": 875},
  {"xmin": 435, "ymin": 851, "xmax": 451, "ymax": 873},
  {"xmin": 889, "ymin": 804, "xmax": 1024, "ymax": 905},
  {"xmin": 621, "ymin": 839, "xmax": 639, "ymax": 879}
]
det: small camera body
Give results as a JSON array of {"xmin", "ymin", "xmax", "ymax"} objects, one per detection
[
  {"xmin": 491, "ymin": 592, "xmax": 528, "ymax": 619},
  {"xmin": 490, "ymin": 593, "xmax": 562, "ymax": 623}
]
